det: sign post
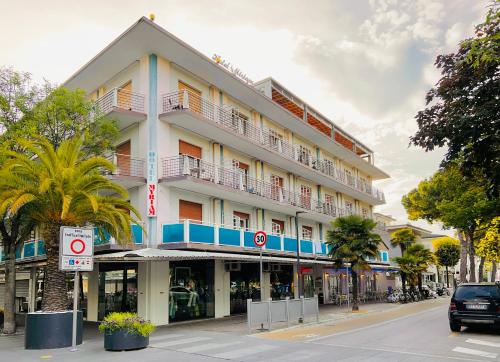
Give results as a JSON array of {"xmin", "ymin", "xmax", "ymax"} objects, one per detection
[
  {"xmin": 253, "ymin": 231, "xmax": 267, "ymax": 302},
  {"xmin": 59, "ymin": 227, "xmax": 94, "ymax": 352}
]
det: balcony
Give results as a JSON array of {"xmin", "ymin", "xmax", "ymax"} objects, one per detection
[
  {"xmin": 159, "ymin": 90, "xmax": 385, "ymax": 205},
  {"xmin": 162, "ymin": 220, "xmax": 331, "ymax": 258},
  {"xmin": 160, "ymin": 155, "xmax": 345, "ymax": 224},
  {"xmin": 94, "ymin": 224, "xmax": 145, "ymax": 247},
  {"xmin": 95, "ymin": 88, "xmax": 146, "ymax": 130},
  {"xmin": 104, "ymin": 153, "xmax": 147, "ymax": 188}
]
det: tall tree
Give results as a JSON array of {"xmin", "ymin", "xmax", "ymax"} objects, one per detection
[
  {"xmin": 326, "ymin": 215, "xmax": 382, "ymax": 311},
  {"xmin": 434, "ymin": 238, "xmax": 461, "ymax": 287},
  {"xmin": 475, "ymin": 217, "xmax": 500, "ymax": 281},
  {"xmin": 407, "ymin": 244, "xmax": 435, "ymax": 294},
  {"xmin": 402, "ymin": 165, "xmax": 498, "ymax": 282},
  {"xmin": 410, "ymin": 3, "xmax": 500, "ymax": 197},
  {"xmin": 390, "ymin": 228, "xmax": 416, "ymax": 300},
  {"xmin": 0, "ymin": 137, "xmax": 140, "ymax": 310}
]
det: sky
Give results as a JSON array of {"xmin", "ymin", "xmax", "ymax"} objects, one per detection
[{"xmin": 0, "ymin": 0, "xmax": 489, "ymax": 235}]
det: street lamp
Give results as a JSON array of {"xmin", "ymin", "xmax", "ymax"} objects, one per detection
[{"xmin": 295, "ymin": 211, "xmax": 306, "ymax": 317}]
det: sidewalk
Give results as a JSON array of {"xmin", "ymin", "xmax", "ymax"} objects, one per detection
[{"xmin": 255, "ymin": 297, "xmax": 451, "ymax": 341}]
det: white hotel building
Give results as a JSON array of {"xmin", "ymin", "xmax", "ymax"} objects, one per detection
[{"xmin": 1, "ymin": 17, "xmax": 393, "ymax": 325}]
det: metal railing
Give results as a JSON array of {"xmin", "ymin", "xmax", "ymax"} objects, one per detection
[
  {"xmin": 105, "ymin": 153, "xmax": 146, "ymax": 178},
  {"xmin": 96, "ymin": 88, "xmax": 145, "ymax": 115},
  {"xmin": 161, "ymin": 155, "xmax": 346, "ymax": 218},
  {"xmin": 161, "ymin": 90, "xmax": 384, "ymax": 202}
]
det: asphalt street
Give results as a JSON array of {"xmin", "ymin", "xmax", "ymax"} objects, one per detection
[{"xmin": 1, "ymin": 302, "xmax": 499, "ymax": 361}]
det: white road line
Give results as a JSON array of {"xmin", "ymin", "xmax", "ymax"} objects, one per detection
[
  {"xmin": 268, "ymin": 350, "xmax": 324, "ymax": 361},
  {"xmin": 149, "ymin": 333, "xmax": 184, "ymax": 341},
  {"xmin": 466, "ymin": 339, "xmax": 500, "ymax": 348},
  {"xmin": 211, "ymin": 344, "xmax": 277, "ymax": 359},
  {"xmin": 151, "ymin": 336, "xmax": 212, "ymax": 348},
  {"xmin": 309, "ymin": 342, "xmax": 487, "ymax": 362},
  {"xmin": 177, "ymin": 341, "xmax": 243, "ymax": 353},
  {"xmin": 452, "ymin": 347, "xmax": 497, "ymax": 359}
]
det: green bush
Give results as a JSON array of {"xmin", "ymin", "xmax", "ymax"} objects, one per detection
[{"xmin": 98, "ymin": 312, "xmax": 155, "ymax": 337}]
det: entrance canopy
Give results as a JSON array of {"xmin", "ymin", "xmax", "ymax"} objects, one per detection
[{"xmin": 94, "ymin": 248, "xmax": 336, "ymax": 265}]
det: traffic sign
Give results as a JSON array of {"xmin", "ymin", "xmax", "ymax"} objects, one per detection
[
  {"xmin": 253, "ymin": 230, "xmax": 267, "ymax": 248},
  {"xmin": 59, "ymin": 227, "xmax": 94, "ymax": 271}
]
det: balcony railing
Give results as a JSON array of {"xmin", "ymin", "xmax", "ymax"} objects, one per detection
[
  {"xmin": 162, "ymin": 219, "xmax": 331, "ymax": 256},
  {"xmin": 105, "ymin": 153, "xmax": 146, "ymax": 178},
  {"xmin": 161, "ymin": 155, "xmax": 346, "ymax": 218},
  {"xmin": 96, "ymin": 88, "xmax": 145, "ymax": 115},
  {"xmin": 161, "ymin": 90, "xmax": 384, "ymax": 202}
]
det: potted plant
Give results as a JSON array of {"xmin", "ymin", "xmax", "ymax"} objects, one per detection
[{"xmin": 99, "ymin": 312, "xmax": 155, "ymax": 351}]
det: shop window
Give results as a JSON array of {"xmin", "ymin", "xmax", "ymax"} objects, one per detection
[
  {"xmin": 302, "ymin": 225, "xmax": 313, "ymax": 240},
  {"xmin": 270, "ymin": 265, "xmax": 294, "ymax": 300},
  {"xmin": 169, "ymin": 260, "xmax": 214, "ymax": 322},
  {"xmin": 272, "ymin": 219, "xmax": 285, "ymax": 235}
]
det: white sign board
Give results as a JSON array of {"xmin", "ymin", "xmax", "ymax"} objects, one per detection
[{"xmin": 59, "ymin": 227, "xmax": 94, "ymax": 271}]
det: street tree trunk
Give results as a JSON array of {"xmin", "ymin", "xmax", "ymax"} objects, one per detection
[
  {"xmin": 467, "ymin": 232, "xmax": 476, "ymax": 283},
  {"xmin": 478, "ymin": 257, "xmax": 485, "ymax": 282},
  {"xmin": 418, "ymin": 273, "xmax": 423, "ymax": 295},
  {"xmin": 351, "ymin": 269, "xmax": 359, "ymax": 312},
  {"xmin": 2, "ymin": 244, "xmax": 16, "ymax": 334},
  {"xmin": 492, "ymin": 263, "xmax": 497, "ymax": 282},
  {"xmin": 401, "ymin": 272, "xmax": 408, "ymax": 303},
  {"xmin": 445, "ymin": 266, "xmax": 449, "ymax": 288},
  {"xmin": 457, "ymin": 231, "xmax": 468, "ymax": 283},
  {"xmin": 41, "ymin": 224, "xmax": 68, "ymax": 311}
]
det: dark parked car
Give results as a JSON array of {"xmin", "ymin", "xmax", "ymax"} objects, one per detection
[{"xmin": 449, "ymin": 283, "xmax": 500, "ymax": 332}]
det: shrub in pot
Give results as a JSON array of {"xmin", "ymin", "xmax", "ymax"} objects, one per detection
[{"xmin": 99, "ymin": 312, "xmax": 155, "ymax": 351}]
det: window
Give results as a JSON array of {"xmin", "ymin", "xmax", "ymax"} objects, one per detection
[
  {"xmin": 362, "ymin": 208, "xmax": 369, "ymax": 219},
  {"xmin": 324, "ymin": 194, "xmax": 335, "ymax": 215},
  {"xmin": 272, "ymin": 219, "xmax": 285, "ymax": 235},
  {"xmin": 269, "ymin": 130, "xmax": 283, "ymax": 153},
  {"xmin": 345, "ymin": 201, "xmax": 353, "ymax": 215},
  {"xmin": 300, "ymin": 185, "xmax": 312, "ymax": 209},
  {"xmin": 231, "ymin": 109, "xmax": 248, "ymax": 135},
  {"xmin": 321, "ymin": 159, "xmax": 335, "ymax": 176},
  {"xmin": 302, "ymin": 226, "xmax": 313, "ymax": 240},
  {"xmin": 298, "ymin": 145, "xmax": 312, "ymax": 166},
  {"xmin": 271, "ymin": 175, "xmax": 284, "ymax": 201},
  {"xmin": 233, "ymin": 211, "xmax": 250, "ymax": 230},
  {"xmin": 232, "ymin": 160, "xmax": 249, "ymax": 190},
  {"xmin": 179, "ymin": 200, "xmax": 202, "ymax": 223},
  {"xmin": 379, "ymin": 251, "xmax": 389, "ymax": 262}
]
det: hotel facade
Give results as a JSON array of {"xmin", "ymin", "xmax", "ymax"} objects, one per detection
[{"xmin": 0, "ymin": 17, "xmax": 393, "ymax": 325}]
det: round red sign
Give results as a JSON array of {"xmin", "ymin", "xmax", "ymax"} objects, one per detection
[
  {"xmin": 70, "ymin": 239, "xmax": 86, "ymax": 255},
  {"xmin": 253, "ymin": 231, "xmax": 267, "ymax": 247}
]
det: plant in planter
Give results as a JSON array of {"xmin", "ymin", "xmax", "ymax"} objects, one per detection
[{"xmin": 99, "ymin": 312, "xmax": 155, "ymax": 351}]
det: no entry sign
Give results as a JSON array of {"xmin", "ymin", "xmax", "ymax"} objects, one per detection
[
  {"xmin": 253, "ymin": 230, "xmax": 267, "ymax": 248},
  {"xmin": 59, "ymin": 227, "xmax": 94, "ymax": 271}
]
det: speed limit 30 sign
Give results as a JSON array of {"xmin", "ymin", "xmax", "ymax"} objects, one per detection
[
  {"xmin": 253, "ymin": 230, "xmax": 267, "ymax": 248},
  {"xmin": 59, "ymin": 227, "xmax": 94, "ymax": 271}
]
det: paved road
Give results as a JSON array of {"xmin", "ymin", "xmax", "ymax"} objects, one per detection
[{"xmin": 1, "ymin": 302, "xmax": 499, "ymax": 361}]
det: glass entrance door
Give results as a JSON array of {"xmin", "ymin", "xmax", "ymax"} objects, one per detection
[{"xmin": 98, "ymin": 263, "xmax": 138, "ymax": 320}]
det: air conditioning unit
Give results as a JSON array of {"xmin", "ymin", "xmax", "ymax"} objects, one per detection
[
  {"xmin": 225, "ymin": 262, "xmax": 241, "ymax": 272},
  {"xmin": 271, "ymin": 264, "xmax": 282, "ymax": 272}
]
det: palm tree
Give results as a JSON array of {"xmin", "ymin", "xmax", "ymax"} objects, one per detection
[
  {"xmin": 0, "ymin": 137, "xmax": 140, "ymax": 311},
  {"xmin": 407, "ymin": 244, "xmax": 434, "ymax": 294},
  {"xmin": 326, "ymin": 215, "xmax": 382, "ymax": 311},
  {"xmin": 390, "ymin": 228, "xmax": 416, "ymax": 301}
]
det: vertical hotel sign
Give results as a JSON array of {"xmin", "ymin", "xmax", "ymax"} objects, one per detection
[{"xmin": 147, "ymin": 151, "xmax": 157, "ymax": 217}]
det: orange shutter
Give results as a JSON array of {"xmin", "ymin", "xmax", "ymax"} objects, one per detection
[
  {"xmin": 116, "ymin": 140, "xmax": 131, "ymax": 176},
  {"xmin": 179, "ymin": 140, "xmax": 202, "ymax": 159},
  {"xmin": 179, "ymin": 200, "xmax": 202, "ymax": 222},
  {"xmin": 117, "ymin": 81, "xmax": 132, "ymax": 110},
  {"xmin": 178, "ymin": 81, "xmax": 202, "ymax": 114}
]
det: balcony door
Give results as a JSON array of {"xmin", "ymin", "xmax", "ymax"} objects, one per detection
[
  {"xmin": 300, "ymin": 185, "xmax": 311, "ymax": 209},
  {"xmin": 117, "ymin": 81, "xmax": 133, "ymax": 110},
  {"xmin": 178, "ymin": 81, "xmax": 202, "ymax": 114},
  {"xmin": 116, "ymin": 140, "xmax": 131, "ymax": 176},
  {"xmin": 272, "ymin": 219, "xmax": 285, "ymax": 235},
  {"xmin": 179, "ymin": 200, "xmax": 202, "ymax": 223},
  {"xmin": 232, "ymin": 160, "xmax": 249, "ymax": 190},
  {"xmin": 233, "ymin": 211, "xmax": 250, "ymax": 230},
  {"xmin": 270, "ymin": 175, "xmax": 284, "ymax": 201},
  {"xmin": 179, "ymin": 140, "xmax": 202, "ymax": 177}
]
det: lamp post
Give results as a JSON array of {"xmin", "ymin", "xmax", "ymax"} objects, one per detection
[{"xmin": 295, "ymin": 210, "xmax": 306, "ymax": 323}]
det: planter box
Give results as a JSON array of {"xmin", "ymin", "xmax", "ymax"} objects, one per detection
[
  {"xmin": 25, "ymin": 311, "xmax": 83, "ymax": 349},
  {"xmin": 104, "ymin": 328, "xmax": 149, "ymax": 351}
]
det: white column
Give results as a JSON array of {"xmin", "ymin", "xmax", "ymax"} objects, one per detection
[
  {"xmin": 28, "ymin": 267, "xmax": 37, "ymax": 312},
  {"xmin": 138, "ymin": 261, "xmax": 170, "ymax": 325},
  {"xmin": 293, "ymin": 263, "xmax": 299, "ymax": 299},
  {"xmin": 214, "ymin": 260, "xmax": 230, "ymax": 318},
  {"xmin": 86, "ymin": 264, "xmax": 99, "ymax": 322},
  {"xmin": 262, "ymin": 272, "xmax": 271, "ymax": 300}
]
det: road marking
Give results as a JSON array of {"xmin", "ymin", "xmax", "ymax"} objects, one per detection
[
  {"xmin": 211, "ymin": 344, "xmax": 277, "ymax": 359},
  {"xmin": 151, "ymin": 336, "xmax": 211, "ymax": 348},
  {"xmin": 309, "ymin": 342, "xmax": 487, "ymax": 362},
  {"xmin": 149, "ymin": 333, "xmax": 184, "ymax": 342},
  {"xmin": 307, "ymin": 305, "xmax": 445, "ymax": 342},
  {"xmin": 452, "ymin": 347, "xmax": 497, "ymax": 359},
  {"xmin": 177, "ymin": 341, "xmax": 243, "ymax": 353},
  {"xmin": 466, "ymin": 339, "xmax": 500, "ymax": 348},
  {"xmin": 268, "ymin": 350, "xmax": 324, "ymax": 361}
]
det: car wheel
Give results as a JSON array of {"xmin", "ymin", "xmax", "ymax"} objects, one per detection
[{"xmin": 450, "ymin": 322, "xmax": 461, "ymax": 332}]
